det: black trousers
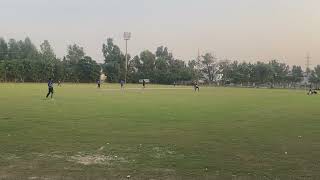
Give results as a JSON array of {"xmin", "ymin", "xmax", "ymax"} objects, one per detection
[{"xmin": 46, "ymin": 87, "xmax": 54, "ymax": 98}]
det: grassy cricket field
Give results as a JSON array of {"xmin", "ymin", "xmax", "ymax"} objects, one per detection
[{"xmin": 0, "ymin": 83, "xmax": 319, "ymax": 180}]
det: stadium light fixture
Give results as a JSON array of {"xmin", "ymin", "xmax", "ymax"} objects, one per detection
[{"xmin": 124, "ymin": 32, "xmax": 131, "ymax": 84}]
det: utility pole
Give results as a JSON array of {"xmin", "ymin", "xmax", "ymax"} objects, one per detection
[
  {"xmin": 305, "ymin": 52, "xmax": 312, "ymax": 76},
  {"xmin": 123, "ymin": 32, "xmax": 131, "ymax": 84},
  {"xmin": 197, "ymin": 49, "xmax": 201, "ymax": 82},
  {"xmin": 305, "ymin": 53, "xmax": 312, "ymax": 90}
]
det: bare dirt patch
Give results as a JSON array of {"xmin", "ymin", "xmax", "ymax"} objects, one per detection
[
  {"xmin": 68, "ymin": 153, "xmax": 127, "ymax": 166},
  {"xmin": 2, "ymin": 154, "xmax": 20, "ymax": 161},
  {"xmin": 152, "ymin": 147, "xmax": 176, "ymax": 159}
]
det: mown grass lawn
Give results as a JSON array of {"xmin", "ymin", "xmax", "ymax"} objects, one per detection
[{"xmin": 0, "ymin": 83, "xmax": 319, "ymax": 180}]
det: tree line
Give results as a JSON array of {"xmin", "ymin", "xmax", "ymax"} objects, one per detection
[
  {"xmin": 0, "ymin": 37, "xmax": 100, "ymax": 83},
  {"xmin": 0, "ymin": 37, "xmax": 319, "ymax": 88}
]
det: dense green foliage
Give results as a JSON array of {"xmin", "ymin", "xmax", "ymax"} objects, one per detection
[
  {"xmin": 102, "ymin": 39, "xmax": 319, "ymax": 87},
  {"xmin": 218, "ymin": 60, "xmax": 305, "ymax": 87},
  {"xmin": 0, "ymin": 84, "xmax": 319, "ymax": 179},
  {"xmin": 0, "ymin": 37, "xmax": 319, "ymax": 87},
  {"xmin": 0, "ymin": 38, "xmax": 100, "ymax": 83},
  {"xmin": 309, "ymin": 65, "xmax": 320, "ymax": 87},
  {"xmin": 102, "ymin": 39, "xmax": 193, "ymax": 84}
]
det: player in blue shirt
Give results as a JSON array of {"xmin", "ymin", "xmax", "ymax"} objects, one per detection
[
  {"xmin": 46, "ymin": 78, "xmax": 54, "ymax": 98},
  {"xmin": 120, "ymin": 80, "xmax": 124, "ymax": 89},
  {"xmin": 97, "ymin": 79, "xmax": 101, "ymax": 88}
]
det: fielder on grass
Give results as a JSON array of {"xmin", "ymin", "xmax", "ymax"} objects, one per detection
[
  {"xmin": 120, "ymin": 79, "xmax": 125, "ymax": 89},
  {"xmin": 194, "ymin": 81, "xmax": 199, "ymax": 92},
  {"xmin": 46, "ymin": 78, "xmax": 54, "ymax": 98},
  {"xmin": 97, "ymin": 79, "xmax": 101, "ymax": 88},
  {"xmin": 142, "ymin": 79, "xmax": 146, "ymax": 88}
]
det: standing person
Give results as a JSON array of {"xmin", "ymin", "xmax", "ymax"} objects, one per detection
[
  {"xmin": 57, "ymin": 80, "xmax": 62, "ymax": 87},
  {"xmin": 142, "ymin": 79, "xmax": 146, "ymax": 89},
  {"xmin": 194, "ymin": 81, "xmax": 199, "ymax": 92},
  {"xmin": 120, "ymin": 80, "xmax": 124, "ymax": 89},
  {"xmin": 97, "ymin": 79, "xmax": 101, "ymax": 88},
  {"xmin": 173, "ymin": 81, "xmax": 176, "ymax": 87},
  {"xmin": 46, "ymin": 78, "xmax": 54, "ymax": 98}
]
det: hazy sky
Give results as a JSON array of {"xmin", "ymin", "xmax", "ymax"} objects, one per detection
[{"xmin": 1, "ymin": 0, "xmax": 319, "ymax": 67}]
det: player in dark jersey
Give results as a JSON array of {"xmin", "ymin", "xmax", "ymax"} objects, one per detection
[
  {"xmin": 57, "ymin": 80, "xmax": 62, "ymax": 87},
  {"xmin": 97, "ymin": 79, "xmax": 101, "ymax": 88},
  {"xmin": 46, "ymin": 78, "xmax": 54, "ymax": 98},
  {"xmin": 194, "ymin": 82, "xmax": 199, "ymax": 92},
  {"xmin": 142, "ymin": 79, "xmax": 146, "ymax": 88}
]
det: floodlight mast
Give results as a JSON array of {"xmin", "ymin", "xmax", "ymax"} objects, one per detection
[{"xmin": 124, "ymin": 32, "xmax": 131, "ymax": 84}]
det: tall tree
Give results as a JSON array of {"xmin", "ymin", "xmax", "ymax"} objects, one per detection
[
  {"xmin": 0, "ymin": 38, "xmax": 8, "ymax": 60},
  {"xmin": 7, "ymin": 39, "xmax": 20, "ymax": 60},
  {"xmin": 102, "ymin": 38, "xmax": 125, "ymax": 82},
  {"xmin": 155, "ymin": 46, "xmax": 169, "ymax": 58},
  {"xmin": 269, "ymin": 60, "xmax": 290, "ymax": 87},
  {"xmin": 290, "ymin": 65, "xmax": 304, "ymax": 86},
  {"xmin": 76, "ymin": 56, "xmax": 101, "ymax": 83},
  {"xmin": 40, "ymin": 40, "xmax": 57, "ymax": 79},
  {"xmin": 252, "ymin": 62, "xmax": 273, "ymax": 85},
  {"xmin": 309, "ymin": 65, "xmax": 320, "ymax": 88},
  {"xmin": 140, "ymin": 50, "xmax": 156, "ymax": 79},
  {"xmin": 201, "ymin": 53, "xmax": 217, "ymax": 82},
  {"xmin": 217, "ymin": 60, "xmax": 231, "ymax": 84},
  {"xmin": 40, "ymin": 40, "xmax": 56, "ymax": 60},
  {"xmin": 19, "ymin": 37, "xmax": 38, "ymax": 59},
  {"xmin": 66, "ymin": 44, "xmax": 85, "ymax": 63},
  {"xmin": 65, "ymin": 44, "xmax": 86, "ymax": 82}
]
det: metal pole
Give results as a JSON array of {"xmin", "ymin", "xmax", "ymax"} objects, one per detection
[{"xmin": 125, "ymin": 39, "xmax": 128, "ymax": 84}]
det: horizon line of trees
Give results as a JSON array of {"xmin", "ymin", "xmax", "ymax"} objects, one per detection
[{"xmin": 0, "ymin": 37, "xmax": 319, "ymax": 88}]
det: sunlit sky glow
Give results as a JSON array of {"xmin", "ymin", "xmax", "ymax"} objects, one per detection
[{"xmin": 1, "ymin": 0, "xmax": 319, "ymax": 67}]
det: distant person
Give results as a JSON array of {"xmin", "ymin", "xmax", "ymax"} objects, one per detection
[
  {"xmin": 120, "ymin": 80, "xmax": 125, "ymax": 89},
  {"xmin": 194, "ymin": 82, "xmax": 199, "ymax": 92},
  {"xmin": 57, "ymin": 80, "xmax": 62, "ymax": 87},
  {"xmin": 46, "ymin": 78, "xmax": 54, "ymax": 98},
  {"xmin": 308, "ymin": 88, "xmax": 317, "ymax": 95},
  {"xmin": 173, "ymin": 81, "xmax": 176, "ymax": 87},
  {"xmin": 97, "ymin": 79, "xmax": 101, "ymax": 88},
  {"xmin": 142, "ymin": 79, "xmax": 146, "ymax": 88},
  {"xmin": 308, "ymin": 88, "xmax": 312, "ymax": 95}
]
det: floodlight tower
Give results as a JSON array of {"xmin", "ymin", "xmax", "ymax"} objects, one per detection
[{"xmin": 124, "ymin": 32, "xmax": 131, "ymax": 83}]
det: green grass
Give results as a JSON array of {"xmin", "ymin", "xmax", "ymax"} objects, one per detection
[{"xmin": 0, "ymin": 83, "xmax": 319, "ymax": 180}]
